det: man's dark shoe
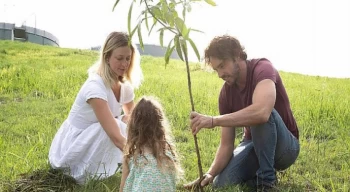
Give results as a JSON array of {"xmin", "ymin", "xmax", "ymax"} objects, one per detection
[
  {"xmin": 245, "ymin": 179, "xmax": 278, "ymax": 192},
  {"xmin": 256, "ymin": 181, "xmax": 277, "ymax": 192}
]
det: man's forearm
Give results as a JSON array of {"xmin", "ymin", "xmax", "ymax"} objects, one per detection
[
  {"xmin": 214, "ymin": 104, "xmax": 269, "ymax": 128},
  {"xmin": 207, "ymin": 145, "xmax": 233, "ymax": 177}
]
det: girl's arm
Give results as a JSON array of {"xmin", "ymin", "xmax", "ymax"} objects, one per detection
[
  {"xmin": 119, "ymin": 161, "xmax": 130, "ymax": 192},
  {"xmin": 88, "ymin": 98, "xmax": 126, "ymax": 150}
]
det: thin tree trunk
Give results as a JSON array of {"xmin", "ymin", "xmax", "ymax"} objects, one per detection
[{"xmin": 182, "ymin": 41, "xmax": 204, "ymax": 192}]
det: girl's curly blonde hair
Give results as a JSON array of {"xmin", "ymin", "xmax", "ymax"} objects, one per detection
[{"xmin": 124, "ymin": 96, "xmax": 183, "ymax": 177}]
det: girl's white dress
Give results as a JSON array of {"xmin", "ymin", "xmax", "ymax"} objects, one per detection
[{"xmin": 48, "ymin": 73, "xmax": 134, "ymax": 184}]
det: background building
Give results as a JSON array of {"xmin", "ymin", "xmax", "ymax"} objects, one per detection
[
  {"xmin": 136, "ymin": 44, "xmax": 180, "ymax": 60},
  {"xmin": 0, "ymin": 22, "xmax": 59, "ymax": 47},
  {"xmin": 1, "ymin": 22, "xmax": 180, "ymax": 60}
]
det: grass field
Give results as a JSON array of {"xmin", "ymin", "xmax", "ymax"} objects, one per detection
[{"xmin": 0, "ymin": 40, "xmax": 349, "ymax": 191}]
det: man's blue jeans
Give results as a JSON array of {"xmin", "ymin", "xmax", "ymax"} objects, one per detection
[{"xmin": 213, "ymin": 109, "xmax": 300, "ymax": 188}]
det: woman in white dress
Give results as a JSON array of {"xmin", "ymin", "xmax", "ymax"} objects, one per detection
[{"xmin": 48, "ymin": 31, "xmax": 143, "ymax": 184}]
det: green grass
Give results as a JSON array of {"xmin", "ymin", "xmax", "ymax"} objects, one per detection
[{"xmin": 0, "ymin": 40, "xmax": 349, "ymax": 191}]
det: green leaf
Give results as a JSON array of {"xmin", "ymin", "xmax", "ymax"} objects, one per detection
[
  {"xmin": 165, "ymin": 39, "xmax": 174, "ymax": 64},
  {"xmin": 128, "ymin": 1, "xmax": 134, "ymax": 35},
  {"xmin": 145, "ymin": 11, "xmax": 149, "ymax": 31},
  {"xmin": 171, "ymin": 11, "xmax": 178, "ymax": 27},
  {"xmin": 175, "ymin": 17, "xmax": 184, "ymax": 31},
  {"xmin": 175, "ymin": 17, "xmax": 188, "ymax": 37},
  {"xmin": 182, "ymin": 25, "xmax": 188, "ymax": 37},
  {"xmin": 187, "ymin": 3, "xmax": 192, "ymax": 12},
  {"xmin": 172, "ymin": 10, "xmax": 179, "ymax": 18},
  {"xmin": 137, "ymin": 11, "xmax": 144, "ymax": 20},
  {"xmin": 131, "ymin": 24, "xmax": 138, "ymax": 38},
  {"xmin": 181, "ymin": 39, "xmax": 188, "ymax": 56},
  {"xmin": 127, "ymin": 23, "xmax": 138, "ymax": 46},
  {"xmin": 169, "ymin": 2, "xmax": 175, "ymax": 9},
  {"xmin": 190, "ymin": 28, "xmax": 204, "ymax": 33},
  {"xmin": 204, "ymin": 0, "xmax": 217, "ymax": 6},
  {"xmin": 183, "ymin": 27, "xmax": 190, "ymax": 39},
  {"xmin": 148, "ymin": 20, "xmax": 157, "ymax": 36},
  {"xmin": 175, "ymin": 36, "xmax": 184, "ymax": 61},
  {"xmin": 151, "ymin": 6, "xmax": 164, "ymax": 23},
  {"xmin": 137, "ymin": 24, "xmax": 144, "ymax": 50},
  {"xmin": 159, "ymin": 29, "xmax": 164, "ymax": 47},
  {"xmin": 166, "ymin": 46, "xmax": 175, "ymax": 65},
  {"xmin": 161, "ymin": 0, "xmax": 168, "ymax": 19},
  {"xmin": 112, "ymin": 0, "xmax": 120, "ymax": 11},
  {"xmin": 164, "ymin": 12, "xmax": 171, "ymax": 25},
  {"xmin": 188, "ymin": 37, "xmax": 201, "ymax": 61},
  {"xmin": 157, "ymin": 26, "xmax": 177, "ymax": 33}
]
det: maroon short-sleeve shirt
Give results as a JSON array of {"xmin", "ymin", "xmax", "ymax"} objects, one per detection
[{"xmin": 218, "ymin": 58, "xmax": 299, "ymax": 140}]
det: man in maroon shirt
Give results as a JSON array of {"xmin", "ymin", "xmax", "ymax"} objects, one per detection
[{"xmin": 185, "ymin": 35, "xmax": 300, "ymax": 190}]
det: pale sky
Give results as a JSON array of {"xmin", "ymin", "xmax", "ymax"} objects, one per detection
[{"xmin": 1, "ymin": 0, "xmax": 349, "ymax": 78}]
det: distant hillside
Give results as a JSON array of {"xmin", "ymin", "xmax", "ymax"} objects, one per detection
[{"xmin": 91, "ymin": 43, "xmax": 180, "ymax": 60}]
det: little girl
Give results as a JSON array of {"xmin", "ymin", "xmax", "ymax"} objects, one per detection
[{"xmin": 119, "ymin": 96, "xmax": 183, "ymax": 192}]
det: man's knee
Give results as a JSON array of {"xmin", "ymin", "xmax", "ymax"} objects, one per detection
[
  {"xmin": 250, "ymin": 110, "xmax": 278, "ymax": 141},
  {"xmin": 252, "ymin": 109, "xmax": 278, "ymax": 129}
]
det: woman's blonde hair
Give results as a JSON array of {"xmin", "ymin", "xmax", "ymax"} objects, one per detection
[
  {"xmin": 124, "ymin": 96, "xmax": 183, "ymax": 178},
  {"xmin": 88, "ymin": 31, "xmax": 143, "ymax": 89}
]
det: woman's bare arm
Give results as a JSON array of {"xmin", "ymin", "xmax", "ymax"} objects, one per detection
[{"xmin": 88, "ymin": 98, "xmax": 126, "ymax": 150}]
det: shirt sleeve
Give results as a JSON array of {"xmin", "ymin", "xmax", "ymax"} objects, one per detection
[
  {"xmin": 121, "ymin": 83, "xmax": 135, "ymax": 104},
  {"xmin": 253, "ymin": 59, "xmax": 277, "ymax": 84},
  {"xmin": 83, "ymin": 79, "xmax": 108, "ymax": 102}
]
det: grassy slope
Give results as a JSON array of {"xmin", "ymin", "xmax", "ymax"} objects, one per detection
[{"xmin": 0, "ymin": 40, "xmax": 349, "ymax": 191}]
